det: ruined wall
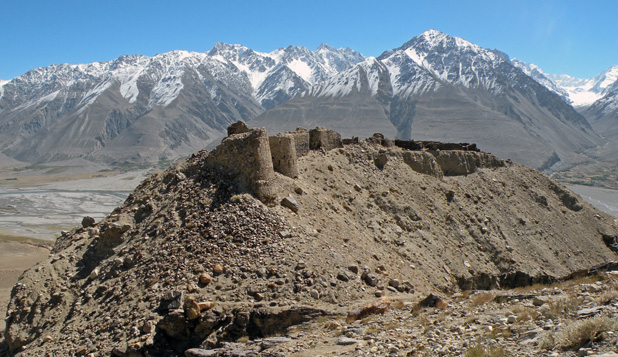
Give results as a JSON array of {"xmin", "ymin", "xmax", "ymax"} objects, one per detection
[
  {"xmin": 395, "ymin": 139, "xmax": 479, "ymax": 152},
  {"xmin": 269, "ymin": 133, "xmax": 299, "ymax": 178},
  {"xmin": 289, "ymin": 128, "xmax": 310, "ymax": 157},
  {"xmin": 402, "ymin": 151, "xmax": 443, "ymax": 178},
  {"xmin": 309, "ymin": 127, "xmax": 342, "ymax": 150},
  {"xmin": 206, "ymin": 128, "xmax": 275, "ymax": 201},
  {"xmin": 430, "ymin": 151, "xmax": 504, "ymax": 176}
]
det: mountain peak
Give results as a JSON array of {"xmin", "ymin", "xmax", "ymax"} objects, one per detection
[
  {"xmin": 420, "ymin": 28, "xmax": 448, "ymax": 39},
  {"xmin": 208, "ymin": 42, "xmax": 253, "ymax": 57},
  {"xmin": 316, "ymin": 43, "xmax": 336, "ymax": 51}
]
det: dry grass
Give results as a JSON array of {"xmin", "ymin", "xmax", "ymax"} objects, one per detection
[
  {"xmin": 464, "ymin": 344, "xmax": 509, "ymax": 357},
  {"xmin": 542, "ymin": 315, "xmax": 617, "ymax": 350},
  {"xmin": 471, "ymin": 292, "xmax": 494, "ymax": 306},
  {"xmin": 511, "ymin": 304, "xmax": 541, "ymax": 322},
  {"xmin": 543, "ymin": 297, "xmax": 584, "ymax": 319},
  {"xmin": 597, "ymin": 290, "xmax": 618, "ymax": 305}
]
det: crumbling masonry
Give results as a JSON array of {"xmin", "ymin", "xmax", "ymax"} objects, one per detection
[{"xmin": 205, "ymin": 122, "xmax": 504, "ymax": 202}]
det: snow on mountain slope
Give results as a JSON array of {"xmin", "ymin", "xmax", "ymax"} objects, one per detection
[
  {"xmin": 307, "ymin": 58, "xmax": 387, "ymax": 97},
  {"xmin": 547, "ymin": 66, "xmax": 618, "ymax": 107},
  {"xmin": 0, "ymin": 79, "xmax": 8, "ymax": 97},
  {"xmin": 379, "ymin": 29, "xmax": 507, "ymax": 93},
  {"xmin": 0, "ymin": 43, "xmax": 364, "ymax": 164},
  {"xmin": 256, "ymin": 30, "xmax": 600, "ymax": 170},
  {"xmin": 511, "ymin": 59, "xmax": 570, "ymax": 102},
  {"xmin": 208, "ymin": 43, "xmax": 364, "ymax": 108}
]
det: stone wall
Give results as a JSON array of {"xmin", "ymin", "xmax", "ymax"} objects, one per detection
[
  {"xmin": 309, "ymin": 127, "xmax": 342, "ymax": 150},
  {"xmin": 289, "ymin": 128, "xmax": 310, "ymax": 157},
  {"xmin": 430, "ymin": 151, "xmax": 504, "ymax": 176},
  {"xmin": 269, "ymin": 133, "xmax": 299, "ymax": 178},
  {"xmin": 395, "ymin": 139, "xmax": 479, "ymax": 152},
  {"xmin": 402, "ymin": 151, "xmax": 443, "ymax": 178},
  {"xmin": 206, "ymin": 127, "xmax": 275, "ymax": 201},
  {"xmin": 206, "ymin": 123, "xmax": 501, "ymax": 201}
]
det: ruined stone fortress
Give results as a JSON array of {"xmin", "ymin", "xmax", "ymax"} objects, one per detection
[{"xmin": 206, "ymin": 121, "xmax": 505, "ymax": 202}]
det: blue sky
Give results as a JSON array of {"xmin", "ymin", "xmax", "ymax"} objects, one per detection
[{"xmin": 1, "ymin": 0, "xmax": 616, "ymax": 80}]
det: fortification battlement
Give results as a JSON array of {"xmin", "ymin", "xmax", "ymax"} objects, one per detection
[{"xmin": 205, "ymin": 122, "xmax": 503, "ymax": 201}]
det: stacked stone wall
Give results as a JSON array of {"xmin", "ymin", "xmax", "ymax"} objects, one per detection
[
  {"xmin": 309, "ymin": 127, "xmax": 342, "ymax": 150},
  {"xmin": 269, "ymin": 133, "xmax": 299, "ymax": 178}
]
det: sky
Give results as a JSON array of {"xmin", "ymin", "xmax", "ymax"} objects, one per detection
[{"xmin": 1, "ymin": 0, "xmax": 617, "ymax": 80}]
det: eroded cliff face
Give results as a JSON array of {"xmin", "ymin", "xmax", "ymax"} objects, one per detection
[{"xmin": 3, "ymin": 124, "xmax": 617, "ymax": 356}]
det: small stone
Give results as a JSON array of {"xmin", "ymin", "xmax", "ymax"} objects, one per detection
[
  {"xmin": 81, "ymin": 216, "xmax": 96, "ymax": 228},
  {"xmin": 310, "ymin": 289, "xmax": 320, "ymax": 299},
  {"xmin": 141, "ymin": 320, "xmax": 155, "ymax": 334},
  {"xmin": 213, "ymin": 264, "xmax": 223, "ymax": 275},
  {"xmin": 88, "ymin": 268, "xmax": 99, "ymax": 280},
  {"xmin": 279, "ymin": 230, "xmax": 292, "ymax": 238},
  {"xmin": 199, "ymin": 272, "xmax": 212, "ymax": 284},
  {"xmin": 388, "ymin": 279, "xmax": 400, "ymax": 288},
  {"xmin": 376, "ymin": 153, "xmax": 388, "ymax": 169},
  {"xmin": 294, "ymin": 187, "xmax": 304, "ymax": 195},
  {"xmin": 337, "ymin": 271, "xmax": 350, "ymax": 282},
  {"xmin": 184, "ymin": 297, "xmax": 201, "ymax": 320},
  {"xmin": 335, "ymin": 337, "xmax": 359, "ymax": 346},
  {"xmin": 348, "ymin": 265, "xmax": 359, "ymax": 274},
  {"xmin": 198, "ymin": 301, "xmax": 216, "ymax": 311},
  {"xmin": 507, "ymin": 315, "xmax": 517, "ymax": 323},
  {"xmin": 363, "ymin": 273, "xmax": 379, "ymax": 287},
  {"xmin": 354, "ymin": 184, "xmax": 362, "ymax": 192},
  {"xmin": 532, "ymin": 296, "xmax": 548, "ymax": 306},
  {"xmin": 281, "ymin": 196, "xmax": 299, "ymax": 213}
]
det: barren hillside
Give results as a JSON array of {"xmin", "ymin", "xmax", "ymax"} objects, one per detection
[{"xmin": 2, "ymin": 124, "xmax": 618, "ymax": 356}]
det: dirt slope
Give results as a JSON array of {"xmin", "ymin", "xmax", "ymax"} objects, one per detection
[{"xmin": 3, "ymin": 126, "xmax": 617, "ymax": 356}]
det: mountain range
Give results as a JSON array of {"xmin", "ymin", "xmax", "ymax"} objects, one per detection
[{"xmin": 0, "ymin": 29, "xmax": 617, "ymax": 170}]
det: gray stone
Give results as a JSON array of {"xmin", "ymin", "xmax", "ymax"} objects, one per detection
[
  {"xmin": 335, "ymin": 337, "xmax": 359, "ymax": 346},
  {"xmin": 81, "ymin": 216, "xmax": 96, "ymax": 228},
  {"xmin": 281, "ymin": 196, "xmax": 299, "ymax": 213}
]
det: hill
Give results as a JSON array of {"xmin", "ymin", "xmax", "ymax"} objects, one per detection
[{"xmin": 3, "ymin": 124, "xmax": 618, "ymax": 356}]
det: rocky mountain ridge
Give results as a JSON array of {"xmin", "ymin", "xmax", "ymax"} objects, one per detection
[
  {"xmin": 3, "ymin": 123, "xmax": 617, "ymax": 356},
  {"xmin": 0, "ymin": 44, "xmax": 363, "ymax": 164},
  {"xmin": 1, "ymin": 30, "xmax": 617, "ymax": 172},
  {"xmin": 253, "ymin": 30, "xmax": 601, "ymax": 170}
]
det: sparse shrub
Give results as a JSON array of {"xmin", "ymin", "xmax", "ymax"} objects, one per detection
[
  {"xmin": 597, "ymin": 290, "xmax": 618, "ymax": 305},
  {"xmin": 542, "ymin": 315, "xmax": 617, "ymax": 350},
  {"xmin": 230, "ymin": 194, "xmax": 242, "ymax": 203},
  {"xmin": 471, "ymin": 292, "xmax": 494, "ymax": 306},
  {"xmin": 464, "ymin": 344, "xmax": 509, "ymax": 357},
  {"xmin": 544, "ymin": 297, "xmax": 583, "ymax": 319},
  {"xmin": 511, "ymin": 304, "xmax": 541, "ymax": 322}
]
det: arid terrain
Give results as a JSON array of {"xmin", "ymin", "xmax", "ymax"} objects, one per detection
[
  {"xmin": 1, "ymin": 125, "xmax": 617, "ymax": 356},
  {"xmin": 0, "ymin": 239, "xmax": 50, "ymax": 345}
]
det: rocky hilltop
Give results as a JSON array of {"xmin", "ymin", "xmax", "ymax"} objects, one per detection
[{"xmin": 2, "ymin": 124, "xmax": 618, "ymax": 356}]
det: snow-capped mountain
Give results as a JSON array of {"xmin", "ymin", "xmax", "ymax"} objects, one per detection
[
  {"xmin": 0, "ymin": 30, "xmax": 610, "ymax": 169},
  {"xmin": 510, "ymin": 59, "xmax": 570, "ymax": 102},
  {"xmin": 254, "ymin": 30, "xmax": 600, "ymax": 169},
  {"xmin": 0, "ymin": 45, "xmax": 363, "ymax": 163},
  {"xmin": 0, "ymin": 79, "xmax": 7, "ymax": 97},
  {"xmin": 546, "ymin": 66, "xmax": 618, "ymax": 107},
  {"xmin": 208, "ymin": 42, "xmax": 364, "ymax": 109}
]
